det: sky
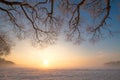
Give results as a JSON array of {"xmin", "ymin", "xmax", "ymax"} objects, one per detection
[{"xmin": 1, "ymin": 0, "xmax": 120, "ymax": 69}]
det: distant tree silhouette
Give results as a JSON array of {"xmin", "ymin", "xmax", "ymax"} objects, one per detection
[
  {"xmin": 0, "ymin": 0, "xmax": 113, "ymax": 56},
  {"xmin": 0, "ymin": 57, "xmax": 14, "ymax": 65}
]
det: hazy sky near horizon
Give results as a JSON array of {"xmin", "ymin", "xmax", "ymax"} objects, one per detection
[
  {"xmin": 5, "ymin": 34, "xmax": 120, "ymax": 69},
  {"xmin": 1, "ymin": 0, "xmax": 120, "ymax": 69}
]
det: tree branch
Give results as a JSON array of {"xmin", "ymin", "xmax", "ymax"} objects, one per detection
[{"xmin": 92, "ymin": 0, "xmax": 111, "ymax": 32}]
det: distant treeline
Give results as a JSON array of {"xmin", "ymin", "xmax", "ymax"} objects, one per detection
[
  {"xmin": 0, "ymin": 58, "xmax": 14, "ymax": 66},
  {"xmin": 105, "ymin": 61, "xmax": 120, "ymax": 67}
]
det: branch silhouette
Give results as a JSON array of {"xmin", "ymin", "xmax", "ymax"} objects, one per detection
[{"xmin": 0, "ymin": 0, "xmax": 112, "ymax": 56}]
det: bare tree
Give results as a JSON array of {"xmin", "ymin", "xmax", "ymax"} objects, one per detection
[{"xmin": 0, "ymin": 0, "xmax": 113, "ymax": 56}]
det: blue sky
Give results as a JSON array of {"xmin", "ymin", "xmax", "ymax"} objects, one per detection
[
  {"xmin": 1, "ymin": 0, "xmax": 120, "ymax": 68},
  {"xmin": 62, "ymin": 0, "xmax": 120, "ymax": 55}
]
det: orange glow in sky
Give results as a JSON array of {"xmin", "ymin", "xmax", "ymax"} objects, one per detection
[{"xmin": 4, "ymin": 39, "xmax": 120, "ymax": 69}]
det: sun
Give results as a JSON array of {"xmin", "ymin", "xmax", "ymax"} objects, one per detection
[
  {"xmin": 43, "ymin": 59, "xmax": 49, "ymax": 65},
  {"xmin": 42, "ymin": 59, "xmax": 49, "ymax": 69}
]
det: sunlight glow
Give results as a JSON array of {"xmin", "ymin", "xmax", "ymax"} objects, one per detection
[
  {"xmin": 41, "ymin": 59, "xmax": 50, "ymax": 69},
  {"xmin": 43, "ymin": 59, "xmax": 49, "ymax": 65}
]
